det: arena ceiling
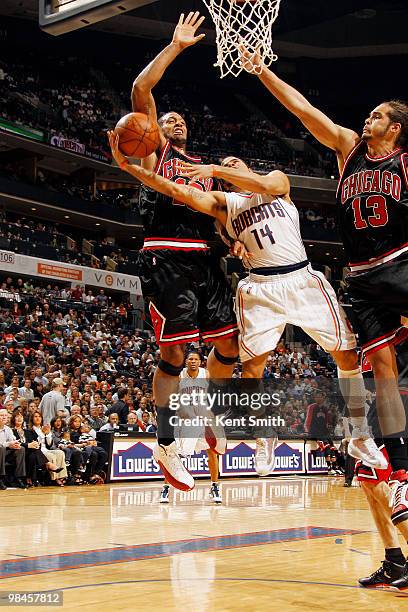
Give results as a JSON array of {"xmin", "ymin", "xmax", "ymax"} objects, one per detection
[{"xmin": 1, "ymin": 0, "xmax": 407, "ymax": 57}]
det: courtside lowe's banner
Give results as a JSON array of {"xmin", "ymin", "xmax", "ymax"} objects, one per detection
[
  {"xmin": 220, "ymin": 441, "xmax": 305, "ymax": 476},
  {"xmin": 110, "ymin": 438, "xmax": 308, "ymax": 481},
  {"xmin": 110, "ymin": 440, "xmax": 212, "ymax": 480}
]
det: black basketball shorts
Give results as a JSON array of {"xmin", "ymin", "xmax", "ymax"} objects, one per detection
[
  {"xmin": 139, "ymin": 249, "xmax": 238, "ymax": 346},
  {"xmin": 346, "ymin": 253, "xmax": 408, "ymax": 361}
]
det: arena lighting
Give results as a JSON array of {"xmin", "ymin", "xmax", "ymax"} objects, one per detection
[{"xmin": 39, "ymin": 0, "xmax": 159, "ymax": 35}]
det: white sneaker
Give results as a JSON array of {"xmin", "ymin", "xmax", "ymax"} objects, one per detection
[
  {"xmin": 209, "ymin": 482, "xmax": 222, "ymax": 504},
  {"xmin": 159, "ymin": 484, "xmax": 170, "ymax": 504},
  {"xmin": 348, "ymin": 435, "xmax": 388, "ymax": 470},
  {"xmin": 255, "ymin": 437, "xmax": 278, "ymax": 476},
  {"xmin": 153, "ymin": 442, "xmax": 194, "ymax": 491}
]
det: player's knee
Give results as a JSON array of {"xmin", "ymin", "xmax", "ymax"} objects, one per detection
[
  {"xmin": 330, "ymin": 349, "xmax": 359, "ymax": 371},
  {"xmin": 213, "ymin": 336, "xmax": 239, "ymax": 358},
  {"xmin": 368, "ymin": 348, "xmax": 395, "ymax": 376},
  {"xmin": 158, "ymin": 344, "xmax": 185, "ymax": 369}
]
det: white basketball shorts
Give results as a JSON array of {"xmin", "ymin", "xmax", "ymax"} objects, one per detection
[{"xmin": 235, "ymin": 265, "xmax": 356, "ymax": 362}]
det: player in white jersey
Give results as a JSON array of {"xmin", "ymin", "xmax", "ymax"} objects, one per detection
[
  {"xmin": 109, "ymin": 133, "xmax": 387, "ymax": 476},
  {"xmin": 160, "ymin": 351, "xmax": 223, "ymax": 503}
]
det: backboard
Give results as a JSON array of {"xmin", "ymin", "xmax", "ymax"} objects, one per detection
[{"xmin": 39, "ymin": 0, "xmax": 158, "ymax": 35}]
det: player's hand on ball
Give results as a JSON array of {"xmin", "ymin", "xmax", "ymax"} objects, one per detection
[
  {"xmin": 230, "ymin": 241, "xmax": 253, "ymax": 268},
  {"xmin": 239, "ymin": 44, "xmax": 263, "ymax": 75},
  {"xmin": 107, "ymin": 130, "xmax": 129, "ymax": 170},
  {"xmin": 172, "ymin": 12, "xmax": 206, "ymax": 49},
  {"xmin": 181, "ymin": 162, "xmax": 214, "ymax": 180}
]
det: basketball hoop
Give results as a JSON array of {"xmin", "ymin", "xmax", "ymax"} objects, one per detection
[{"xmin": 202, "ymin": 0, "xmax": 282, "ymax": 78}]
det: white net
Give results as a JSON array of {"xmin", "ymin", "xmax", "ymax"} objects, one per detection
[{"xmin": 202, "ymin": 0, "xmax": 282, "ymax": 78}]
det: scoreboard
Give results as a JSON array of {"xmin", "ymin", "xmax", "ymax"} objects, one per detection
[{"xmin": 39, "ymin": 0, "xmax": 158, "ymax": 35}]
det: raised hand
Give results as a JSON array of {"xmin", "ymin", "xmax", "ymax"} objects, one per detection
[
  {"xmin": 172, "ymin": 12, "xmax": 206, "ymax": 49},
  {"xmin": 107, "ymin": 131, "xmax": 129, "ymax": 169},
  {"xmin": 239, "ymin": 44, "xmax": 263, "ymax": 75}
]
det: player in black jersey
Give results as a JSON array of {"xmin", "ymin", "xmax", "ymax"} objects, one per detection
[
  {"xmin": 238, "ymin": 47, "xmax": 408, "ymax": 589},
  {"xmin": 130, "ymin": 12, "xmax": 238, "ymax": 492}
]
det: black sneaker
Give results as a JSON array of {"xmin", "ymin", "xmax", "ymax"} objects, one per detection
[
  {"xmin": 159, "ymin": 485, "xmax": 170, "ymax": 504},
  {"xmin": 389, "ymin": 562, "xmax": 408, "ymax": 592},
  {"xmin": 359, "ymin": 560, "xmax": 405, "ymax": 588},
  {"xmin": 0, "ymin": 480, "xmax": 7, "ymax": 491},
  {"xmin": 210, "ymin": 482, "xmax": 222, "ymax": 504}
]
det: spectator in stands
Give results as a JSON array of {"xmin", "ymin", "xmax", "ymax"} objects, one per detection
[
  {"xmin": 99, "ymin": 413, "xmax": 120, "ymax": 432},
  {"xmin": 106, "ymin": 388, "xmax": 129, "ymax": 423},
  {"xmin": 18, "ymin": 379, "xmax": 34, "ymax": 402},
  {"xmin": 0, "ymin": 408, "xmax": 27, "ymax": 489},
  {"xmin": 141, "ymin": 410, "xmax": 157, "ymax": 433},
  {"xmin": 11, "ymin": 411, "xmax": 56, "ymax": 487},
  {"xmin": 77, "ymin": 421, "xmax": 107, "ymax": 483},
  {"xmin": 28, "ymin": 411, "xmax": 67, "ymax": 486},
  {"xmin": 87, "ymin": 405, "xmax": 107, "ymax": 431},
  {"xmin": 39, "ymin": 377, "xmax": 65, "ymax": 425}
]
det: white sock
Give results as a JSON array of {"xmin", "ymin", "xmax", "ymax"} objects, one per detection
[{"xmin": 337, "ymin": 367, "xmax": 370, "ymax": 436}]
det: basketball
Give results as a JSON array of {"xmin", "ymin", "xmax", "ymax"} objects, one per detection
[{"xmin": 114, "ymin": 112, "xmax": 160, "ymax": 159}]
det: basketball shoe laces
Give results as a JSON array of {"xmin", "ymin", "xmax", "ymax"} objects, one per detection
[
  {"xmin": 389, "ymin": 474, "xmax": 408, "ymax": 509},
  {"xmin": 256, "ymin": 438, "xmax": 267, "ymax": 460}
]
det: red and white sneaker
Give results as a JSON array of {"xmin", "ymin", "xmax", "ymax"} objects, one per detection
[
  {"xmin": 389, "ymin": 470, "xmax": 408, "ymax": 525},
  {"xmin": 153, "ymin": 442, "xmax": 194, "ymax": 492},
  {"xmin": 348, "ymin": 435, "xmax": 388, "ymax": 470},
  {"xmin": 205, "ymin": 412, "xmax": 227, "ymax": 455}
]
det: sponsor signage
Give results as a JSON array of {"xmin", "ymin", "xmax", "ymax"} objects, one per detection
[
  {"xmin": 273, "ymin": 442, "xmax": 304, "ymax": 474},
  {"xmin": 50, "ymin": 135, "xmax": 86, "ymax": 155},
  {"xmin": 108, "ymin": 438, "xmax": 325, "ymax": 481},
  {"xmin": 0, "ymin": 250, "xmax": 142, "ymax": 295},
  {"xmin": 110, "ymin": 439, "xmax": 211, "ymax": 481},
  {"xmin": 220, "ymin": 440, "xmax": 305, "ymax": 476},
  {"xmin": 305, "ymin": 442, "xmax": 328, "ymax": 474}
]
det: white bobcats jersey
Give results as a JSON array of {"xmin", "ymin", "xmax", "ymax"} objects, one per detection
[
  {"xmin": 179, "ymin": 367, "xmax": 208, "ymax": 399},
  {"xmin": 225, "ymin": 192, "xmax": 307, "ymax": 268}
]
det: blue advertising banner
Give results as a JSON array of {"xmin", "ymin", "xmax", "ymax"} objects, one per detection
[
  {"xmin": 220, "ymin": 441, "xmax": 305, "ymax": 477},
  {"xmin": 110, "ymin": 440, "xmax": 211, "ymax": 480},
  {"xmin": 305, "ymin": 442, "xmax": 329, "ymax": 474},
  {"xmin": 110, "ymin": 438, "xmax": 318, "ymax": 481}
]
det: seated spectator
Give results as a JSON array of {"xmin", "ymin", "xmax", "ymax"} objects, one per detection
[
  {"xmin": 87, "ymin": 405, "xmax": 108, "ymax": 431},
  {"xmin": 77, "ymin": 422, "xmax": 107, "ymax": 483},
  {"xmin": 28, "ymin": 411, "xmax": 67, "ymax": 486},
  {"xmin": 0, "ymin": 408, "xmax": 27, "ymax": 489},
  {"xmin": 141, "ymin": 411, "xmax": 157, "ymax": 433},
  {"xmin": 99, "ymin": 413, "xmax": 120, "ymax": 432},
  {"xmin": 11, "ymin": 411, "xmax": 57, "ymax": 487}
]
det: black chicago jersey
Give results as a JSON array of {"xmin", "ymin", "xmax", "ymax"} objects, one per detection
[
  {"xmin": 339, "ymin": 142, "xmax": 408, "ymax": 357},
  {"xmin": 138, "ymin": 141, "xmax": 217, "ymax": 241},
  {"xmin": 337, "ymin": 142, "xmax": 408, "ymax": 268},
  {"xmin": 137, "ymin": 141, "xmax": 238, "ymax": 345}
]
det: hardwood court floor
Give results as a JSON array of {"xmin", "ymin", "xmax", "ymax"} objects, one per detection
[{"xmin": 0, "ymin": 477, "xmax": 406, "ymax": 611}]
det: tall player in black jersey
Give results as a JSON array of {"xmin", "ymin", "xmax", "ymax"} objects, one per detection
[
  {"xmin": 238, "ymin": 47, "xmax": 408, "ymax": 590},
  {"xmin": 130, "ymin": 12, "xmax": 238, "ymax": 492}
]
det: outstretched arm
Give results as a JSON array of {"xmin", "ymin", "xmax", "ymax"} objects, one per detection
[
  {"xmin": 131, "ymin": 11, "xmax": 205, "ymax": 122},
  {"xmin": 239, "ymin": 48, "xmax": 359, "ymax": 165},
  {"xmin": 181, "ymin": 163, "xmax": 290, "ymax": 196},
  {"xmin": 108, "ymin": 132, "xmax": 227, "ymax": 224}
]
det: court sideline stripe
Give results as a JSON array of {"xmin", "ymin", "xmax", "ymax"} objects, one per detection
[{"xmin": 0, "ymin": 527, "xmax": 366, "ymax": 579}]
